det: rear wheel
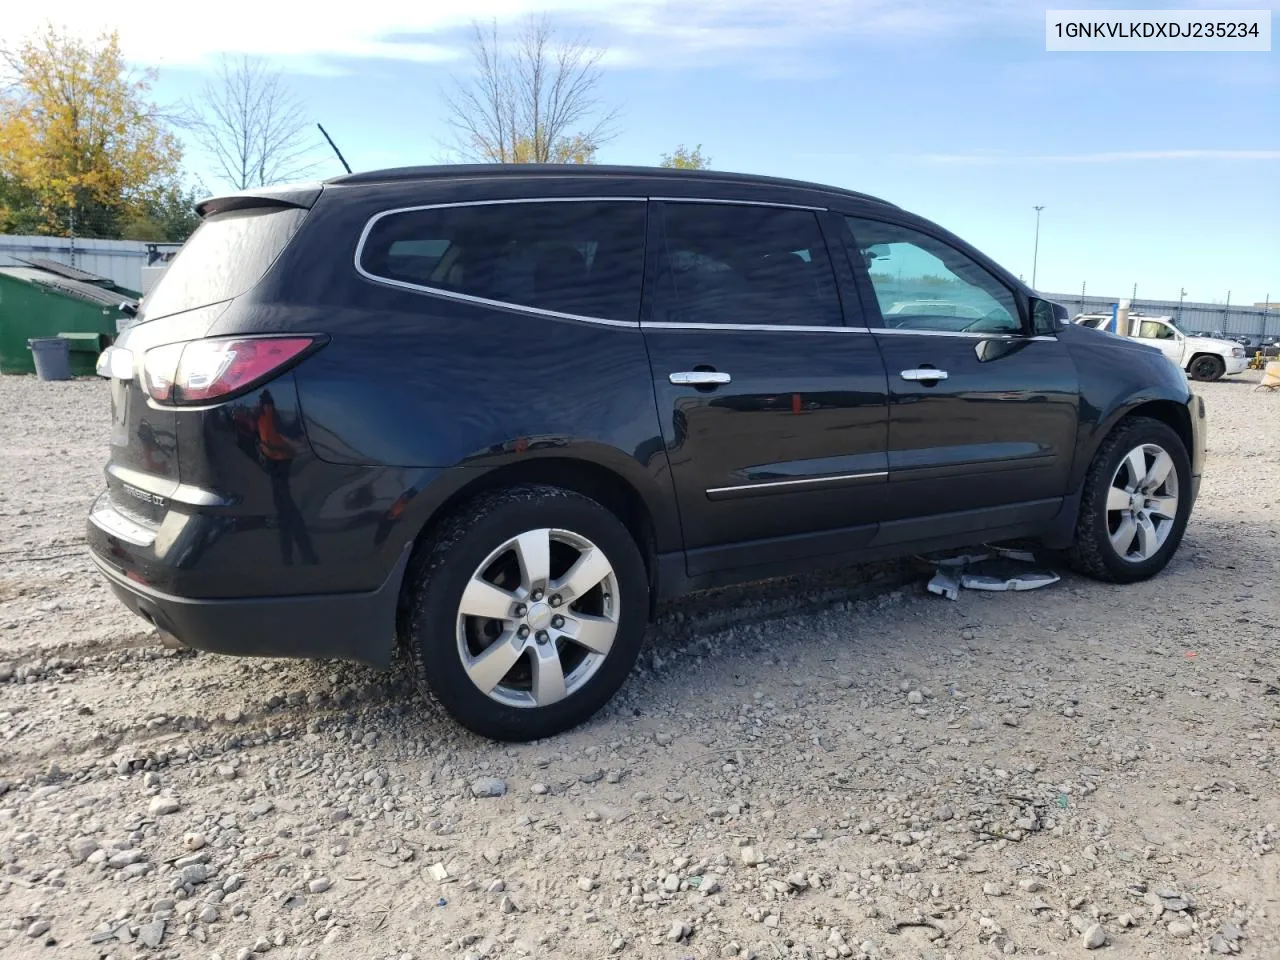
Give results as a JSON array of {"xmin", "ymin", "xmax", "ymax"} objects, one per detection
[
  {"xmin": 1187, "ymin": 354, "xmax": 1224, "ymax": 381},
  {"xmin": 401, "ymin": 485, "xmax": 648, "ymax": 741},
  {"xmin": 1067, "ymin": 417, "xmax": 1192, "ymax": 583}
]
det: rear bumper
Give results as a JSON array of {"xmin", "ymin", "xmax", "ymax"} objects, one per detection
[{"xmin": 90, "ymin": 546, "xmax": 408, "ymax": 668}]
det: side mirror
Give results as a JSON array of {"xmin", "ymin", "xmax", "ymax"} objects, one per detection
[{"xmin": 1029, "ymin": 297, "xmax": 1062, "ymax": 335}]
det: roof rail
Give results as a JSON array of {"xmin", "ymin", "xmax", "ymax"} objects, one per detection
[{"xmin": 325, "ymin": 164, "xmax": 896, "ymax": 207}]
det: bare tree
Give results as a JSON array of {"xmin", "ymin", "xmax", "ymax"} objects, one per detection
[
  {"xmin": 445, "ymin": 15, "xmax": 619, "ymax": 164},
  {"xmin": 189, "ymin": 55, "xmax": 317, "ymax": 189}
]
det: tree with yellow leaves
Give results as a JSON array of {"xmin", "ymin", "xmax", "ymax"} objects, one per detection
[
  {"xmin": 0, "ymin": 26, "xmax": 182, "ymax": 237},
  {"xmin": 660, "ymin": 145, "xmax": 711, "ymax": 170}
]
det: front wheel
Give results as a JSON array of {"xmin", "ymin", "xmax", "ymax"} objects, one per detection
[
  {"xmin": 400, "ymin": 485, "xmax": 649, "ymax": 741},
  {"xmin": 1067, "ymin": 417, "xmax": 1192, "ymax": 583},
  {"xmin": 1187, "ymin": 354, "xmax": 1225, "ymax": 382}
]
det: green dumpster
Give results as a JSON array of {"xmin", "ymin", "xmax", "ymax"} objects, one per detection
[
  {"xmin": 57, "ymin": 331, "xmax": 115, "ymax": 377},
  {"xmin": 0, "ymin": 264, "xmax": 134, "ymax": 375}
]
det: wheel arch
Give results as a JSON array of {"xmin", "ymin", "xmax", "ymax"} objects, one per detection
[
  {"xmin": 399, "ymin": 453, "xmax": 677, "ymax": 622},
  {"xmin": 1074, "ymin": 396, "xmax": 1194, "ymax": 491}
]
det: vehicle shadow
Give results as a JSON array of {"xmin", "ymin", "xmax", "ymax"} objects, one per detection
[{"xmin": 137, "ymin": 558, "xmax": 925, "ymax": 745}]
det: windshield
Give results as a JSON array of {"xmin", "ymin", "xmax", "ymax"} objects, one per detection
[{"xmin": 141, "ymin": 207, "xmax": 307, "ymax": 321}]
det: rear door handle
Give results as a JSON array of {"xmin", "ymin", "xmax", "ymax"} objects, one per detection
[
  {"xmin": 900, "ymin": 368, "xmax": 948, "ymax": 382},
  {"xmin": 670, "ymin": 371, "xmax": 731, "ymax": 385}
]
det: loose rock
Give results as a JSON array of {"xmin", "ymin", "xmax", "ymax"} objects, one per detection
[
  {"xmin": 1082, "ymin": 924, "xmax": 1106, "ymax": 949},
  {"xmin": 471, "ymin": 777, "xmax": 507, "ymax": 798},
  {"xmin": 148, "ymin": 795, "xmax": 180, "ymax": 816}
]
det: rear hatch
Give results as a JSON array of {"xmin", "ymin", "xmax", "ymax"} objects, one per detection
[{"xmin": 99, "ymin": 196, "xmax": 313, "ymax": 526}]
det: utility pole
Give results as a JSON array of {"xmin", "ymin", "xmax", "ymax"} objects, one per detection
[
  {"xmin": 1132, "ymin": 282, "xmax": 1138, "ymax": 304},
  {"xmin": 1177, "ymin": 287, "xmax": 1187, "ymax": 325},
  {"xmin": 1031, "ymin": 206, "xmax": 1045, "ymax": 288},
  {"xmin": 1080, "ymin": 280, "xmax": 1086, "ymax": 316}
]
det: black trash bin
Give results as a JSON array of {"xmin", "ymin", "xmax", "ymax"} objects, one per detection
[{"xmin": 28, "ymin": 337, "xmax": 72, "ymax": 381}]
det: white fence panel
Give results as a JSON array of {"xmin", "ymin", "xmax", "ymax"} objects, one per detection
[{"xmin": 0, "ymin": 235, "xmax": 150, "ymax": 293}]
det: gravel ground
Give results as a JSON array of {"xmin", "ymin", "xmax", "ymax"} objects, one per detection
[{"xmin": 0, "ymin": 371, "xmax": 1277, "ymax": 960}]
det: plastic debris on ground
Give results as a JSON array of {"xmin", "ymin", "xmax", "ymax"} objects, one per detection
[
  {"xmin": 922, "ymin": 545, "xmax": 1060, "ymax": 600},
  {"xmin": 927, "ymin": 568, "xmax": 961, "ymax": 601}
]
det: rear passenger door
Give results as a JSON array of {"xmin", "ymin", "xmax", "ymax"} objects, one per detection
[{"xmin": 640, "ymin": 200, "xmax": 890, "ymax": 577}]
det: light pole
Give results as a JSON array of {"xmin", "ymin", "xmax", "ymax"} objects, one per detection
[
  {"xmin": 1031, "ymin": 205, "xmax": 1045, "ymax": 288},
  {"xmin": 1177, "ymin": 287, "xmax": 1187, "ymax": 326}
]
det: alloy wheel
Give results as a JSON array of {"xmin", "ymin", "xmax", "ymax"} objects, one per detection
[
  {"xmin": 1105, "ymin": 443, "xmax": 1180, "ymax": 562},
  {"xmin": 455, "ymin": 528, "xmax": 619, "ymax": 708}
]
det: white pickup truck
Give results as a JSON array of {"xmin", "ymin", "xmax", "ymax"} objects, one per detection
[{"xmin": 1074, "ymin": 312, "xmax": 1248, "ymax": 382}]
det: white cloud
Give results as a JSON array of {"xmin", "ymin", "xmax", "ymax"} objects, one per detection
[
  {"xmin": 3, "ymin": 0, "xmax": 1038, "ymax": 72},
  {"xmin": 917, "ymin": 149, "xmax": 1280, "ymax": 164}
]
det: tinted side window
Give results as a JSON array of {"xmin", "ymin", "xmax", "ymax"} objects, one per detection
[
  {"xmin": 651, "ymin": 203, "xmax": 842, "ymax": 327},
  {"xmin": 844, "ymin": 217, "xmax": 1021, "ymax": 334},
  {"xmin": 360, "ymin": 201, "xmax": 646, "ymax": 323}
]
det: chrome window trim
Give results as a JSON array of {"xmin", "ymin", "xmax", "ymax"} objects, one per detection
[
  {"xmin": 647, "ymin": 199, "xmax": 849, "ymax": 332},
  {"xmin": 353, "ymin": 272, "xmax": 643, "ymax": 328},
  {"xmin": 353, "ymin": 195, "xmax": 836, "ymax": 329},
  {"xmin": 353, "ymin": 196, "xmax": 647, "ymax": 328},
  {"xmin": 874, "ymin": 327, "xmax": 1058, "ymax": 341},
  {"xmin": 643, "ymin": 321, "xmax": 871, "ymax": 334},
  {"xmin": 707, "ymin": 470, "xmax": 888, "ymax": 496}
]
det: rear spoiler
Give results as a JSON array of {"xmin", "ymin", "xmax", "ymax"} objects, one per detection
[{"xmin": 196, "ymin": 183, "xmax": 323, "ymax": 218}]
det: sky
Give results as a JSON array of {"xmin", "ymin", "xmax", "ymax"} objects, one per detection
[{"xmin": 5, "ymin": 0, "xmax": 1278, "ymax": 303}]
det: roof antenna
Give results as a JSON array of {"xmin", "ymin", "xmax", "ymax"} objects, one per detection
[{"xmin": 317, "ymin": 123, "xmax": 352, "ymax": 174}]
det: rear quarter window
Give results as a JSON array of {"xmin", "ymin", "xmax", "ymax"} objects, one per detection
[
  {"xmin": 358, "ymin": 200, "xmax": 647, "ymax": 323},
  {"xmin": 142, "ymin": 207, "xmax": 308, "ymax": 321}
]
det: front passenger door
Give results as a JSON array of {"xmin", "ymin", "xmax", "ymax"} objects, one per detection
[
  {"xmin": 843, "ymin": 216, "xmax": 1080, "ymax": 541},
  {"xmin": 1135, "ymin": 319, "xmax": 1184, "ymax": 365}
]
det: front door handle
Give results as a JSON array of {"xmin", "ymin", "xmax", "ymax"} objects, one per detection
[
  {"xmin": 900, "ymin": 368, "xmax": 948, "ymax": 382},
  {"xmin": 670, "ymin": 371, "xmax": 731, "ymax": 386}
]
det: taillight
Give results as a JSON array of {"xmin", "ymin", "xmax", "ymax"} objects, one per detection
[
  {"xmin": 142, "ymin": 343, "xmax": 184, "ymax": 401},
  {"xmin": 141, "ymin": 337, "xmax": 322, "ymax": 405}
]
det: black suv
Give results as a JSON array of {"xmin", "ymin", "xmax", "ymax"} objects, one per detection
[{"xmin": 89, "ymin": 165, "xmax": 1205, "ymax": 740}]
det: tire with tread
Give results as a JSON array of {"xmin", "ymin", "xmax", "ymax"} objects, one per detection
[
  {"xmin": 1066, "ymin": 416, "xmax": 1192, "ymax": 583},
  {"xmin": 1187, "ymin": 354, "xmax": 1225, "ymax": 382},
  {"xmin": 400, "ymin": 484, "xmax": 648, "ymax": 741}
]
